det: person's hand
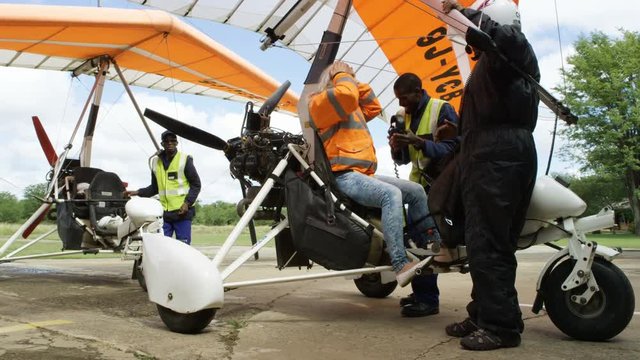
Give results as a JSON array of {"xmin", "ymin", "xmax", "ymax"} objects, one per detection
[
  {"xmin": 391, "ymin": 132, "xmax": 424, "ymax": 148},
  {"xmin": 329, "ymin": 61, "xmax": 354, "ymax": 79},
  {"xmin": 124, "ymin": 190, "xmax": 138, "ymax": 198},
  {"xmin": 178, "ymin": 202, "xmax": 189, "ymax": 215},
  {"xmin": 442, "ymin": 0, "xmax": 463, "ymax": 14},
  {"xmin": 434, "ymin": 120, "xmax": 458, "ymax": 142},
  {"xmin": 389, "ymin": 133, "xmax": 400, "ymax": 151}
]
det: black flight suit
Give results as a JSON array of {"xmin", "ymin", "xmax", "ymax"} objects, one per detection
[{"xmin": 458, "ymin": 8, "xmax": 540, "ymax": 337}]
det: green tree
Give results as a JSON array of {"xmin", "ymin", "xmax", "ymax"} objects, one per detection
[
  {"xmin": 559, "ymin": 30, "xmax": 640, "ymax": 235},
  {"xmin": 0, "ymin": 192, "xmax": 22, "ymax": 223},
  {"xmin": 565, "ymin": 174, "xmax": 627, "ymax": 216},
  {"xmin": 193, "ymin": 201, "xmax": 240, "ymax": 226},
  {"xmin": 20, "ymin": 183, "xmax": 50, "ymax": 221}
]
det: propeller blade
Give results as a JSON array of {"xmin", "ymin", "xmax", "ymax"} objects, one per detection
[
  {"xmin": 258, "ymin": 80, "xmax": 291, "ymax": 117},
  {"xmin": 144, "ymin": 109, "xmax": 228, "ymax": 151},
  {"xmin": 22, "ymin": 203, "xmax": 51, "ymax": 239},
  {"xmin": 32, "ymin": 116, "xmax": 58, "ymax": 167}
]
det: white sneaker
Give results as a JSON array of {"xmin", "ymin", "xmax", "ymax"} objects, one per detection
[{"xmin": 396, "ymin": 257, "xmax": 431, "ymax": 287}]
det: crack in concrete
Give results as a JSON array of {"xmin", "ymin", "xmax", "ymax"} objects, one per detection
[
  {"xmin": 216, "ymin": 284, "xmax": 306, "ymax": 359},
  {"xmin": 412, "ymin": 337, "xmax": 458, "ymax": 359},
  {"xmin": 19, "ymin": 324, "xmax": 148, "ymax": 359}
]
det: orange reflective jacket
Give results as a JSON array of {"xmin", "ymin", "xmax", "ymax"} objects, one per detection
[{"xmin": 308, "ymin": 73, "xmax": 382, "ymax": 175}]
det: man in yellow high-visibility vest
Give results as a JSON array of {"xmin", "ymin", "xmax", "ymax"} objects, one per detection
[
  {"xmin": 389, "ymin": 73, "xmax": 459, "ymax": 318},
  {"xmin": 127, "ymin": 131, "xmax": 201, "ymax": 244}
]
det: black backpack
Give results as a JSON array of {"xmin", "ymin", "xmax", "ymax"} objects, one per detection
[{"xmin": 284, "ymin": 169, "xmax": 372, "ymax": 270}]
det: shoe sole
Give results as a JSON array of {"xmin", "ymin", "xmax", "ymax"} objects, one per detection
[
  {"xmin": 401, "ymin": 309, "xmax": 439, "ymax": 317},
  {"xmin": 460, "ymin": 341, "xmax": 520, "ymax": 351}
]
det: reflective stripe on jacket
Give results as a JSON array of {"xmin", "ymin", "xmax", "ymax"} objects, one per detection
[
  {"xmin": 308, "ymin": 73, "xmax": 382, "ymax": 175},
  {"xmin": 406, "ymin": 98, "xmax": 445, "ymax": 186},
  {"xmin": 152, "ymin": 151, "xmax": 190, "ymax": 211}
]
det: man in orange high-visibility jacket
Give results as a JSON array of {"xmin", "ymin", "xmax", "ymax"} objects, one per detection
[{"xmin": 308, "ymin": 61, "xmax": 431, "ymax": 287}]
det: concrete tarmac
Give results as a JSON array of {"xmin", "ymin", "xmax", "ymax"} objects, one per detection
[{"xmin": 0, "ymin": 246, "xmax": 638, "ymax": 360}]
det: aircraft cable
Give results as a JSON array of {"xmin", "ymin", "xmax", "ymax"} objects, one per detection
[
  {"xmin": 162, "ymin": 33, "xmax": 181, "ymax": 124},
  {"xmin": 54, "ymin": 75, "xmax": 77, "ymax": 153},
  {"xmin": 544, "ymin": 0, "xmax": 569, "ymax": 176},
  {"xmin": 278, "ymin": 33, "xmax": 448, "ymax": 54},
  {"xmin": 92, "ymin": 87, "xmax": 152, "ymax": 156},
  {"xmin": 0, "ymin": 177, "xmax": 22, "ymax": 191}
]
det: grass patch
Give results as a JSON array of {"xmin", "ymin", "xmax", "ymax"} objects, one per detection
[
  {"xmin": 0, "ymin": 222, "xmax": 273, "ymax": 259},
  {"xmin": 2, "ymin": 223, "xmax": 637, "ymax": 260},
  {"xmin": 554, "ymin": 231, "xmax": 640, "ymax": 249}
]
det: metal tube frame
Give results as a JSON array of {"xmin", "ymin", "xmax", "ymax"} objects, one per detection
[
  {"xmin": 1, "ymin": 55, "xmax": 164, "ymax": 262},
  {"xmin": 6, "ymin": 228, "xmax": 57, "ymax": 258},
  {"xmin": 216, "ymin": 143, "xmax": 395, "ymax": 291}
]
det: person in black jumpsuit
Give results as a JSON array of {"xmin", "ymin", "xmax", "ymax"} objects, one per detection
[{"xmin": 442, "ymin": 0, "xmax": 540, "ymax": 350}]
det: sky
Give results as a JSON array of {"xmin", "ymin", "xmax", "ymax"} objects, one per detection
[{"xmin": 1, "ymin": 0, "xmax": 639, "ymax": 204}]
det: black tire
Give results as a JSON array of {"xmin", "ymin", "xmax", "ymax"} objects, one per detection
[
  {"xmin": 354, "ymin": 273, "xmax": 397, "ymax": 298},
  {"xmin": 156, "ymin": 304, "xmax": 216, "ymax": 334},
  {"xmin": 543, "ymin": 257, "xmax": 635, "ymax": 341},
  {"xmin": 132, "ymin": 258, "xmax": 147, "ymax": 292}
]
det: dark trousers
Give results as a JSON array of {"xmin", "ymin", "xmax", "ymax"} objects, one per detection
[
  {"xmin": 412, "ymin": 273, "xmax": 439, "ymax": 305},
  {"xmin": 163, "ymin": 219, "xmax": 192, "ymax": 245},
  {"xmin": 460, "ymin": 129, "xmax": 536, "ymax": 335}
]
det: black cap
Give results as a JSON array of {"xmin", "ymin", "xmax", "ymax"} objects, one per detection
[{"xmin": 161, "ymin": 130, "xmax": 177, "ymax": 141}]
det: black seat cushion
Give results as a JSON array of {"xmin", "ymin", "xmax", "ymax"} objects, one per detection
[
  {"xmin": 87, "ymin": 171, "xmax": 126, "ymax": 235},
  {"xmin": 70, "ymin": 167, "xmax": 103, "ymax": 219}
]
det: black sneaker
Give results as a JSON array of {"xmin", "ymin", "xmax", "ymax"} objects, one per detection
[
  {"xmin": 445, "ymin": 317, "xmax": 478, "ymax": 337},
  {"xmin": 460, "ymin": 329, "xmax": 521, "ymax": 351},
  {"xmin": 399, "ymin": 293, "xmax": 416, "ymax": 307},
  {"xmin": 401, "ymin": 302, "xmax": 439, "ymax": 317}
]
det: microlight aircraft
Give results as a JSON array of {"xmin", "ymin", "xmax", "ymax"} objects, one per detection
[
  {"xmin": 132, "ymin": 0, "xmax": 634, "ymax": 340},
  {"xmin": 1, "ymin": 0, "xmax": 634, "ymax": 341},
  {"xmin": 0, "ymin": 4, "xmax": 297, "ymax": 282}
]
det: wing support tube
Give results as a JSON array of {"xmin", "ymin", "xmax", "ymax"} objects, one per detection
[
  {"xmin": 260, "ymin": 0, "xmax": 318, "ymax": 51},
  {"xmin": 297, "ymin": 0, "xmax": 352, "ymax": 157}
]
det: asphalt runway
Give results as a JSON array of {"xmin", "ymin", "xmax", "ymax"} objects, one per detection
[{"xmin": 0, "ymin": 247, "xmax": 638, "ymax": 359}]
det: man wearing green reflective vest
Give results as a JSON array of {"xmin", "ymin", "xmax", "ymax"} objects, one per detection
[
  {"xmin": 389, "ymin": 73, "xmax": 459, "ymax": 318},
  {"xmin": 127, "ymin": 130, "xmax": 201, "ymax": 244}
]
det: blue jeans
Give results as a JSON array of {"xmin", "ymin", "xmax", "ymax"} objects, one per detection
[
  {"xmin": 334, "ymin": 172, "xmax": 430, "ymax": 272},
  {"xmin": 163, "ymin": 219, "xmax": 192, "ymax": 245}
]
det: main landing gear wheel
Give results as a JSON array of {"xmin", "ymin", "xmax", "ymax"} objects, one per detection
[
  {"xmin": 132, "ymin": 257, "xmax": 147, "ymax": 292},
  {"xmin": 157, "ymin": 305, "xmax": 217, "ymax": 334},
  {"xmin": 354, "ymin": 273, "xmax": 397, "ymax": 298},
  {"xmin": 542, "ymin": 257, "xmax": 635, "ymax": 341}
]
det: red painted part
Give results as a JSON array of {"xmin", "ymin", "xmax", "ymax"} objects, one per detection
[
  {"xmin": 32, "ymin": 116, "xmax": 58, "ymax": 167},
  {"xmin": 22, "ymin": 204, "xmax": 51, "ymax": 239}
]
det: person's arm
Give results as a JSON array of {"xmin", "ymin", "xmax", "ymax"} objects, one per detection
[
  {"xmin": 135, "ymin": 172, "xmax": 158, "ymax": 198},
  {"xmin": 357, "ymin": 82, "xmax": 382, "ymax": 121},
  {"xmin": 458, "ymin": 7, "xmax": 538, "ymax": 78},
  {"xmin": 422, "ymin": 103, "xmax": 459, "ymax": 160},
  {"xmin": 308, "ymin": 72, "xmax": 360, "ymax": 129},
  {"xmin": 183, "ymin": 156, "xmax": 201, "ymax": 206}
]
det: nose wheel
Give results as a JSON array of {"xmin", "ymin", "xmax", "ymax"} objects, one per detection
[
  {"xmin": 157, "ymin": 305, "xmax": 217, "ymax": 334},
  {"xmin": 542, "ymin": 257, "xmax": 635, "ymax": 341}
]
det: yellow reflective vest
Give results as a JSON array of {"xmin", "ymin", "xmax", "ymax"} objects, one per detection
[
  {"xmin": 152, "ymin": 151, "xmax": 190, "ymax": 211},
  {"xmin": 406, "ymin": 98, "xmax": 445, "ymax": 187},
  {"xmin": 308, "ymin": 73, "xmax": 382, "ymax": 175}
]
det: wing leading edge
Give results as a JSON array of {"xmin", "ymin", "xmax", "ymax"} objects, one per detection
[
  {"xmin": 130, "ymin": 0, "xmax": 485, "ymax": 114},
  {"xmin": 0, "ymin": 3, "xmax": 299, "ymax": 113}
]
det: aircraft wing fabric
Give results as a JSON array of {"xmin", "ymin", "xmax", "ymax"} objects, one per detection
[
  {"xmin": 130, "ymin": 0, "xmax": 492, "ymax": 114},
  {"xmin": 0, "ymin": 4, "xmax": 299, "ymax": 113}
]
